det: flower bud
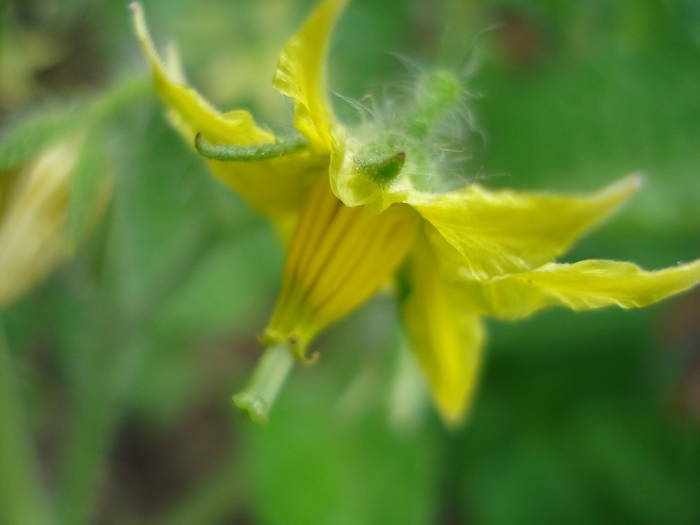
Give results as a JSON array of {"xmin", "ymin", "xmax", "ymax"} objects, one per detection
[{"xmin": 0, "ymin": 140, "xmax": 87, "ymax": 308}]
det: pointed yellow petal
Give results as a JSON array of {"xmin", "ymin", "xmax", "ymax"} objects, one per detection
[
  {"xmin": 448, "ymin": 259, "xmax": 700, "ymax": 320},
  {"xmin": 131, "ymin": 2, "xmax": 273, "ymax": 145},
  {"xmin": 264, "ymin": 175, "xmax": 419, "ymax": 357},
  {"xmin": 400, "ymin": 236, "xmax": 485, "ymax": 427},
  {"xmin": 409, "ymin": 175, "xmax": 642, "ymax": 280},
  {"xmin": 131, "ymin": 3, "xmax": 325, "ymax": 227},
  {"xmin": 273, "ymin": 0, "xmax": 347, "ymax": 150},
  {"xmin": 208, "ymin": 158, "xmax": 325, "ymax": 238}
]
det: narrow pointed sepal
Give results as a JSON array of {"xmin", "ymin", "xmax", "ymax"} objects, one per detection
[{"xmin": 195, "ymin": 133, "xmax": 308, "ymax": 162}]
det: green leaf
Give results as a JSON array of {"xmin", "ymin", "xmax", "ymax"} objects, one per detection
[
  {"xmin": 243, "ymin": 377, "xmax": 439, "ymax": 525},
  {"xmin": 0, "ymin": 75, "xmax": 150, "ymax": 175},
  {"xmin": 0, "ymin": 104, "xmax": 81, "ymax": 172},
  {"xmin": 66, "ymin": 131, "xmax": 111, "ymax": 254}
]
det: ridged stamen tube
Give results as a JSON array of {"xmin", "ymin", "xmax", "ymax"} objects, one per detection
[{"xmin": 264, "ymin": 174, "xmax": 420, "ymax": 358}]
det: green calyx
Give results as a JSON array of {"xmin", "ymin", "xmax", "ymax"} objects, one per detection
[
  {"xmin": 353, "ymin": 150, "xmax": 406, "ymax": 186},
  {"xmin": 195, "ymin": 133, "xmax": 308, "ymax": 162},
  {"xmin": 352, "ymin": 68, "xmax": 463, "ymax": 188},
  {"xmin": 352, "ymin": 131, "xmax": 414, "ymax": 185},
  {"xmin": 352, "ymin": 130, "xmax": 430, "ymax": 188}
]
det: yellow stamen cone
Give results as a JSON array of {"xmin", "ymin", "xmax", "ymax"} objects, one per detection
[{"xmin": 264, "ymin": 175, "xmax": 419, "ymax": 358}]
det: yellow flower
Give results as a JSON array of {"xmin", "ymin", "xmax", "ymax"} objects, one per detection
[
  {"xmin": 132, "ymin": 0, "xmax": 700, "ymax": 425},
  {"xmin": 0, "ymin": 140, "xmax": 80, "ymax": 309}
]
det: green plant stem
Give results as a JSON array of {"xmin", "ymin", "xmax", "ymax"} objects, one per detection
[
  {"xmin": 158, "ymin": 452, "xmax": 244, "ymax": 525},
  {"xmin": 56, "ymin": 341, "xmax": 140, "ymax": 525},
  {"xmin": 0, "ymin": 321, "xmax": 54, "ymax": 525},
  {"xmin": 57, "ymin": 227, "xmax": 221, "ymax": 525},
  {"xmin": 234, "ymin": 341, "xmax": 295, "ymax": 424}
]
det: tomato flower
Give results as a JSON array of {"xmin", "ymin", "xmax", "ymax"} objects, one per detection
[{"xmin": 132, "ymin": 0, "xmax": 700, "ymax": 425}]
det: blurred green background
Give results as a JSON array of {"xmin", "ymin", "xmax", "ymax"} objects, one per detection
[{"xmin": 1, "ymin": 0, "xmax": 700, "ymax": 524}]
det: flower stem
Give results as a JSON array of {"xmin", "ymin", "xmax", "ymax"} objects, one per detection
[{"xmin": 234, "ymin": 342, "xmax": 294, "ymax": 423}]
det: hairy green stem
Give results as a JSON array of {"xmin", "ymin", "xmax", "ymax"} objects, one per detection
[
  {"xmin": 0, "ymin": 320, "xmax": 54, "ymax": 525},
  {"xmin": 404, "ymin": 69, "xmax": 462, "ymax": 140}
]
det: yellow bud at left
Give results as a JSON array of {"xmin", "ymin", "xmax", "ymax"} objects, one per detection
[{"xmin": 0, "ymin": 140, "xmax": 80, "ymax": 309}]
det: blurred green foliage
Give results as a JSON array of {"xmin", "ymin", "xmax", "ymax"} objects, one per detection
[{"xmin": 1, "ymin": 0, "xmax": 699, "ymax": 524}]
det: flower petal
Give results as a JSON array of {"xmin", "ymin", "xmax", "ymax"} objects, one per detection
[
  {"xmin": 447, "ymin": 259, "xmax": 700, "ymax": 320},
  {"xmin": 400, "ymin": 236, "xmax": 485, "ymax": 426},
  {"xmin": 131, "ymin": 2, "xmax": 273, "ymax": 145},
  {"xmin": 409, "ymin": 175, "xmax": 642, "ymax": 280},
  {"xmin": 131, "ymin": 3, "xmax": 323, "ymax": 227},
  {"xmin": 273, "ymin": 0, "xmax": 347, "ymax": 151}
]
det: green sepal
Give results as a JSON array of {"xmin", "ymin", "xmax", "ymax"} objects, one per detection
[
  {"xmin": 354, "ymin": 151, "xmax": 406, "ymax": 186},
  {"xmin": 195, "ymin": 134, "xmax": 308, "ymax": 162}
]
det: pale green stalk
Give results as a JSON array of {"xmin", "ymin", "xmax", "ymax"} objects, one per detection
[{"xmin": 234, "ymin": 341, "xmax": 295, "ymax": 423}]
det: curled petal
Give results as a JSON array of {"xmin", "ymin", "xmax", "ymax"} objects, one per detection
[
  {"xmin": 273, "ymin": 0, "xmax": 347, "ymax": 151},
  {"xmin": 131, "ymin": 2, "xmax": 273, "ymax": 145},
  {"xmin": 131, "ymin": 2, "xmax": 325, "ymax": 229},
  {"xmin": 447, "ymin": 259, "xmax": 700, "ymax": 320}
]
